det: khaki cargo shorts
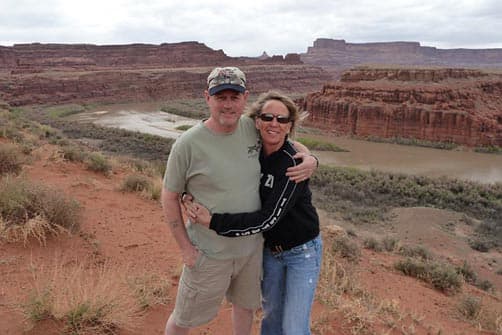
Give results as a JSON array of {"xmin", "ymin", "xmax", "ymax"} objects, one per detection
[{"xmin": 172, "ymin": 247, "xmax": 263, "ymax": 328}]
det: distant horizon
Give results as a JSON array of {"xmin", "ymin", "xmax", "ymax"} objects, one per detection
[
  {"xmin": 2, "ymin": 38, "xmax": 502, "ymax": 58},
  {"xmin": 2, "ymin": 1, "xmax": 501, "ymax": 57}
]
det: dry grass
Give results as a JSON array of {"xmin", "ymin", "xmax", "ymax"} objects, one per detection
[
  {"xmin": 128, "ymin": 273, "xmax": 171, "ymax": 310},
  {"xmin": 120, "ymin": 174, "xmax": 162, "ymax": 201},
  {"xmin": 0, "ymin": 143, "xmax": 24, "ymax": 175},
  {"xmin": 0, "ymin": 176, "xmax": 81, "ymax": 245},
  {"xmin": 25, "ymin": 260, "xmax": 143, "ymax": 334},
  {"xmin": 458, "ymin": 295, "xmax": 502, "ymax": 334}
]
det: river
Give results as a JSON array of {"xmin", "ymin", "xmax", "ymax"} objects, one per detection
[{"xmin": 71, "ymin": 104, "xmax": 502, "ymax": 184}]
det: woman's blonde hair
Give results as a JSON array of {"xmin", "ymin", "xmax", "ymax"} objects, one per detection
[{"xmin": 246, "ymin": 90, "xmax": 307, "ymax": 139}]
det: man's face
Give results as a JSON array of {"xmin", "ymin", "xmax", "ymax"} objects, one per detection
[{"xmin": 205, "ymin": 89, "xmax": 249, "ymax": 133}]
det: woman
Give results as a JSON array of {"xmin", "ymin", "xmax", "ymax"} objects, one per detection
[{"xmin": 188, "ymin": 90, "xmax": 322, "ymax": 335}]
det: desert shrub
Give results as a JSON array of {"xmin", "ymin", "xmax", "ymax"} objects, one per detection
[
  {"xmin": 456, "ymin": 261, "xmax": 477, "ymax": 284},
  {"xmin": 363, "ymin": 236, "xmax": 382, "ymax": 251},
  {"xmin": 381, "ymin": 236, "xmax": 399, "ymax": 252},
  {"xmin": 0, "ymin": 177, "xmax": 81, "ymax": 245},
  {"xmin": 468, "ymin": 237, "xmax": 493, "ymax": 252},
  {"xmin": 458, "ymin": 295, "xmax": 481, "ymax": 320},
  {"xmin": 475, "ymin": 279, "xmax": 493, "ymax": 292},
  {"xmin": 120, "ymin": 174, "xmax": 162, "ymax": 201},
  {"xmin": 394, "ymin": 258, "xmax": 429, "ymax": 279},
  {"xmin": 25, "ymin": 261, "xmax": 141, "ymax": 334},
  {"xmin": 473, "ymin": 219, "xmax": 502, "ymax": 250},
  {"xmin": 331, "ymin": 236, "xmax": 361, "ymax": 263},
  {"xmin": 398, "ymin": 244, "xmax": 432, "ymax": 260},
  {"xmin": 85, "ymin": 152, "xmax": 112, "ymax": 175},
  {"xmin": 60, "ymin": 145, "xmax": 87, "ymax": 163},
  {"xmin": 394, "ymin": 258, "xmax": 462, "ymax": 293},
  {"xmin": 121, "ymin": 174, "xmax": 152, "ymax": 193},
  {"xmin": 0, "ymin": 143, "xmax": 24, "ymax": 175},
  {"xmin": 429, "ymin": 265, "xmax": 462, "ymax": 293}
]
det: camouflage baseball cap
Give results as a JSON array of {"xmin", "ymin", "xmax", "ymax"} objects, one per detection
[{"xmin": 207, "ymin": 67, "xmax": 246, "ymax": 95}]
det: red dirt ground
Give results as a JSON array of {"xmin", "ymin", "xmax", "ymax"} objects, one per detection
[{"xmin": 1, "ymin": 142, "xmax": 500, "ymax": 335}]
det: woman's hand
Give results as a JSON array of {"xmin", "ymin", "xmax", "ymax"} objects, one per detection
[
  {"xmin": 286, "ymin": 152, "xmax": 318, "ymax": 183},
  {"xmin": 185, "ymin": 201, "xmax": 212, "ymax": 227}
]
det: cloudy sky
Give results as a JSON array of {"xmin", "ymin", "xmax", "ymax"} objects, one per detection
[{"xmin": 1, "ymin": 0, "xmax": 501, "ymax": 57}]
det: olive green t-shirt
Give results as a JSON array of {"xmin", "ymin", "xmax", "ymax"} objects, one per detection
[{"xmin": 163, "ymin": 116, "xmax": 263, "ymax": 259}]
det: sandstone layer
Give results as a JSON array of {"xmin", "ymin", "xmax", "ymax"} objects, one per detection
[{"xmin": 301, "ymin": 68, "xmax": 502, "ymax": 146}]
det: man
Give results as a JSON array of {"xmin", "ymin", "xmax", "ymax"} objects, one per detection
[{"xmin": 162, "ymin": 66, "xmax": 317, "ymax": 335}]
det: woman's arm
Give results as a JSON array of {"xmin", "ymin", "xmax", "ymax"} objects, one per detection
[{"xmin": 190, "ymin": 154, "xmax": 308, "ymax": 237}]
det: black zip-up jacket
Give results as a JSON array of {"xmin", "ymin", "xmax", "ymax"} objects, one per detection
[{"xmin": 209, "ymin": 140, "xmax": 320, "ymax": 251}]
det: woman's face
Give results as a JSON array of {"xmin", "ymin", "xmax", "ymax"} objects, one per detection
[{"xmin": 256, "ymin": 99, "xmax": 292, "ymax": 152}]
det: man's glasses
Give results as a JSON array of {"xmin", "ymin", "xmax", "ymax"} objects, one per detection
[{"xmin": 258, "ymin": 113, "xmax": 291, "ymax": 124}]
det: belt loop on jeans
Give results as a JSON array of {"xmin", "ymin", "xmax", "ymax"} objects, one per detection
[{"xmin": 271, "ymin": 245, "xmax": 283, "ymax": 254}]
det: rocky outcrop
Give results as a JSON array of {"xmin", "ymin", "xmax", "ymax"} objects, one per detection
[
  {"xmin": 301, "ymin": 68, "xmax": 502, "ymax": 146},
  {"xmin": 301, "ymin": 38, "xmax": 502, "ymax": 76}
]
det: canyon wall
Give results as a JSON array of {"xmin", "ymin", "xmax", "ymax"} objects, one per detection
[
  {"xmin": 302, "ymin": 68, "xmax": 502, "ymax": 146},
  {"xmin": 0, "ymin": 43, "xmax": 326, "ymax": 106}
]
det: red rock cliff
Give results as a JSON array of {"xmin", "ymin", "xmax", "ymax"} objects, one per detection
[{"xmin": 302, "ymin": 68, "xmax": 502, "ymax": 146}]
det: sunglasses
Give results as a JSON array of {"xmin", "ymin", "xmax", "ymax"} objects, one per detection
[{"xmin": 258, "ymin": 113, "xmax": 291, "ymax": 124}]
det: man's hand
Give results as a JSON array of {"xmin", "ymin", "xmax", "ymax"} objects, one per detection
[
  {"xmin": 286, "ymin": 152, "xmax": 318, "ymax": 183},
  {"xmin": 182, "ymin": 244, "xmax": 200, "ymax": 268}
]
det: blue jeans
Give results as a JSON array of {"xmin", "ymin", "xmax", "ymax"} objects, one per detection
[{"xmin": 261, "ymin": 235, "xmax": 322, "ymax": 335}]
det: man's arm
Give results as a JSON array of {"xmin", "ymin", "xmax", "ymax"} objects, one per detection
[
  {"xmin": 287, "ymin": 140, "xmax": 318, "ymax": 183},
  {"xmin": 161, "ymin": 187, "xmax": 199, "ymax": 267}
]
